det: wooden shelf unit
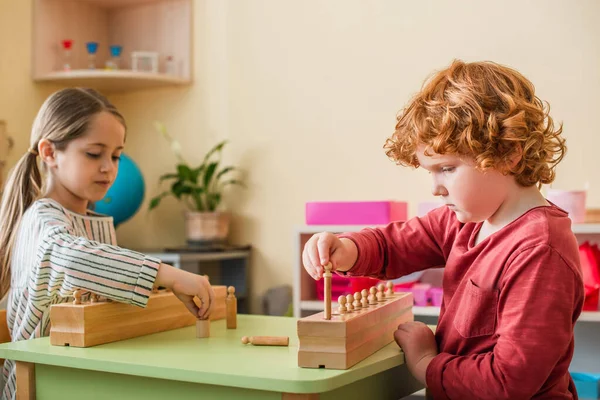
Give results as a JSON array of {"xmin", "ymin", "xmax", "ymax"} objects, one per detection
[{"xmin": 32, "ymin": 0, "xmax": 192, "ymax": 93}]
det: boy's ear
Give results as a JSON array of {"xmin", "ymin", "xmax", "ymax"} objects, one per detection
[
  {"xmin": 503, "ymin": 145, "xmax": 523, "ymax": 173},
  {"xmin": 38, "ymin": 139, "xmax": 57, "ymax": 167}
]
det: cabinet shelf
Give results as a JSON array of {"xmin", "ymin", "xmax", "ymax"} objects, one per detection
[
  {"xmin": 33, "ymin": 0, "xmax": 192, "ymax": 93},
  {"xmin": 36, "ymin": 70, "xmax": 190, "ymax": 93}
]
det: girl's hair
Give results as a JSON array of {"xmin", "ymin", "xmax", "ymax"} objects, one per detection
[
  {"xmin": 0, "ymin": 88, "xmax": 125, "ymax": 299},
  {"xmin": 384, "ymin": 59, "xmax": 566, "ymax": 188}
]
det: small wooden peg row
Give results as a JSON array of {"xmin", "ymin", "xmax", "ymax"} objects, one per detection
[{"xmin": 241, "ymin": 336, "xmax": 289, "ymax": 346}]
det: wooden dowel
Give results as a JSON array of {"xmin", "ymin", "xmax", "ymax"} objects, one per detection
[
  {"xmin": 241, "ymin": 336, "xmax": 289, "ymax": 346},
  {"xmin": 323, "ymin": 263, "xmax": 332, "ymax": 320}
]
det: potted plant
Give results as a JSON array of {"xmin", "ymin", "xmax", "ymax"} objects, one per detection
[{"xmin": 149, "ymin": 122, "xmax": 244, "ymax": 245}]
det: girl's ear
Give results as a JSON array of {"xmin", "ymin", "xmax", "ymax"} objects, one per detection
[{"xmin": 38, "ymin": 139, "xmax": 57, "ymax": 167}]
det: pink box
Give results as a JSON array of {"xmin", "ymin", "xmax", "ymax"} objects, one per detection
[
  {"xmin": 429, "ymin": 287, "xmax": 443, "ymax": 306},
  {"xmin": 306, "ymin": 201, "xmax": 408, "ymax": 225}
]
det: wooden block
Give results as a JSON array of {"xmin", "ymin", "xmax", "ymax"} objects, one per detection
[
  {"xmin": 297, "ymin": 292, "xmax": 413, "ymax": 369},
  {"xmin": 50, "ymin": 286, "xmax": 227, "ymax": 347}
]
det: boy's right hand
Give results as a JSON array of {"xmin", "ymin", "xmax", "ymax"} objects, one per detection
[{"xmin": 302, "ymin": 232, "xmax": 358, "ymax": 280}]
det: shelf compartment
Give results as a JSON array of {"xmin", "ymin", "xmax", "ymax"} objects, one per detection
[{"xmin": 33, "ymin": 0, "xmax": 191, "ymax": 93}]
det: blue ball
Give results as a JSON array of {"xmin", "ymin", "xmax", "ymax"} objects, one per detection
[{"xmin": 94, "ymin": 153, "xmax": 145, "ymax": 227}]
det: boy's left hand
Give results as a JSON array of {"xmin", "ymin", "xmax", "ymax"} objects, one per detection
[{"xmin": 394, "ymin": 321, "xmax": 438, "ymax": 385}]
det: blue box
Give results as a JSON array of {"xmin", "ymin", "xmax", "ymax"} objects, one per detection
[{"xmin": 572, "ymin": 372, "xmax": 600, "ymax": 400}]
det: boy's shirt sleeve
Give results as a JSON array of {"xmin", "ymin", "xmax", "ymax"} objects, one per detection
[
  {"xmin": 426, "ymin": 244, "xmax": 584, "ymax": 400},
  {"xmin": 36, "ymin": 207, "xmax": 160, "ymax": 308},
  {"xmin": 337, "ymin": 206, "xmax": 456, "ymax": 279}
]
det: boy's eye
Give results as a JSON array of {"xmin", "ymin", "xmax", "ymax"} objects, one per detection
[{"xmin": 441, "ymin": 167, "xmax": 455, "ymax": 173}]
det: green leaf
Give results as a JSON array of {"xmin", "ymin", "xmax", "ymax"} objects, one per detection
[
  {"xmin": 207, "ymin": 193, "xmax": 221, "ymax": 211},
  {"xmin": 148, "ymin": 191, "xmax": 170, "ymax": 210},
  {"xmin": 171, "ymin": 181, "xmax": 192, "ymax": 198},
  {"xmin": 191, "ymin": 165, "xmax": 204, "ymax": 184},
  {"xmin": 220, "ymin": 179, "xmax": 246, "ymax": 189},
  {"xmin": 202, "ymin": 140, "xmax": 227, "ymax": 164},
  {"xmin": 215, "ymin": 166, "xmax": 237, "ymax": 181},
  {"xmin": 177, "ymin": 164, "xmax": 194, "ymax": 182},
  {"xmin": 159, "ymin": 173, "xmax": 178, "ymax": 182},
  {"xmin": 203, "ymin": 162, "xmax": 219, "ymax": 189}
]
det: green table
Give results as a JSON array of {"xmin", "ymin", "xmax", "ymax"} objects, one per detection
[{"xmin": 0, "ymin": 315, "xmax": 422, "ymax": 399}]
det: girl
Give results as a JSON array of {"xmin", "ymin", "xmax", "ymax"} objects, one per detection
[
  {"xmin": 0, "ymin": 88, "xmax": 215, "ymax": 399},
  {"xmin": 303, "ymin": 60, "xmax": 583, "ymax": 399}
]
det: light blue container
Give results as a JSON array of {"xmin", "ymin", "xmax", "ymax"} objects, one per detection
[{"xmin": 572, "ymin": 372, "xmax": 600, "ymax": 400}]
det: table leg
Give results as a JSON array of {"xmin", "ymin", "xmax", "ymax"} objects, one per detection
[{"xmin": 15, "ymin": 361, "xmax": 35, "ymax": 400}]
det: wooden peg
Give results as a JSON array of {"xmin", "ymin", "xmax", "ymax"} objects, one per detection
[
  {"xmin": 353, "ymin": 292, "xmax": 361, "ymax": 310},
  {"xmin": 241, "ymin": 336, "xmax": 289, "ymax": 346},
  {"xmin": 345, "ymin": 294, "xmax": 354, "ymax": 312},
  {"xmin": 226, "ymin": 286, "xmax": 237, "ymax": 329},
  {"xmin": 385, "ymin": 281, "xmax": 395, "ymax": 297},
  {"xmin": 323, "ymin": 263, "xmax": 332, "ymax": 320},
  {"xmin": 196, "ymin": 318, "xmax": 210, "ymax": 338},
  {"xmin": 73, "ymin": 290, "xmax": 82, "ymax": 305},
  {"xmin": 377, "ymin": 283, "xmax": 386, "ymax": 301},
  {"xmin": 369, "ymin": 286, "xmax": 377, "ymax": 305},
  {"xmin": 338, "ymin": 295, "xmax": 347, "ymax": 315},
  {"xmin": 90, "ymin": 293, "xmax": 99, "ymax": 303},
  {"xmin": 361, "ymin": 289, "xmax": 369, "ymax": 308}
]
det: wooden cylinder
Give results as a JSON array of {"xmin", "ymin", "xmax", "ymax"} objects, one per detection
[
  {"xmin": 226, "ymin": 286, "xmax": 237, "ymax": 329},
  {"xmin": 323, "ymin": 263, "xmax": 332, "ymax": 320},
  {"xmin": 242, "ymin": 336, "xmax": 289, "ymax": 346},
  {"xmin": 196, "ymin": 319, "xmax": 210, "ymax": 338}
]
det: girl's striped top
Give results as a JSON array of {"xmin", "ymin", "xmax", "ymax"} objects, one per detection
[{"xmin": 1, "ymin": 198, "xmax": 160, "ymax": 400}]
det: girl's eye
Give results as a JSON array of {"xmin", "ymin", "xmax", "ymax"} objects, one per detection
[
  {"xmin": 86, "ymin": 153, "xmax": 101, "ymax": 159},
  {"xmin": 442, "ymin": 167, "xmax": 455, "ymax": 173},
  {"xmin": 112, "ymin": 156, "xmax": 121, "ymax": 161}
]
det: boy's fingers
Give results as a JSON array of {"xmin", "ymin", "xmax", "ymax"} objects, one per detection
[
  {"xmin": 306, "ymin": 237, "xmax": 323, "ymax": 278},
  {"xmin": 302, "ymin": 251, "xmax": 319, "ymax": 280},
  {"xmin": 317, "ymin": 234, "xmax": 333, "ymax": 266}
]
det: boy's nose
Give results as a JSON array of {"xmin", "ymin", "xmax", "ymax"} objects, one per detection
[{"xmin": 431, "ymin": 183, "xmax": 448, "ymax": 197}]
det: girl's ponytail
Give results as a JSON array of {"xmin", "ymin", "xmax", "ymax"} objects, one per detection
[{"xmin": 0, "ymin": 150, "xmax": 43, "ymax": 299}]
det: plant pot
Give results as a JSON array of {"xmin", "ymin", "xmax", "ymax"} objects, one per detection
[{"xmin": 184, "ymin": 211, "xmax": 230, "ymax": 246}]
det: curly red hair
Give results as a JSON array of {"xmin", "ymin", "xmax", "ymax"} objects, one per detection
[{"xmin": 384, "ymin": 60, "xmax": 565, "ymax": 187}]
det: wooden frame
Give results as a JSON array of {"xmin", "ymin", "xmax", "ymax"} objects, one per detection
[
  {"xmin": 50, "ymin": 286, "xmax": 226, "ymax": 347},
  {"xmin": 297, "ymin": 292, "xmax": 413, "ymax": 369}
]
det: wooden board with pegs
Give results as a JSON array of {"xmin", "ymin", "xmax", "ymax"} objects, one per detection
[
  {"xmin": 297, "ymin": 282, "xmax": 413, "ymax": 370},
  {"xmin": 50, "ymin": 285, "xmax": 227, "ymax": 347}
]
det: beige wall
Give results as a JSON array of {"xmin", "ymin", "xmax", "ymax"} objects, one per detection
[{"xmin": 2, "ymin": 0, "xmax": 600, "ymax": 312}]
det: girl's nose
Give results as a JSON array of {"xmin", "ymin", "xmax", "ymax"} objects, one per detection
[{"xmin": 99, "ymin": 158, "xmax": 114, "ymax": 173}]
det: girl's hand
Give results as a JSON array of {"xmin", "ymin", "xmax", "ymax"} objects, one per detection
[
  {"xmin": 156, "ymin": 263, "xmax": 215, "ymax": 319},
  {"xmin": 394, "ymin": 321, "xmax": 438, "ymax": 385},
  {"xmin": 302, "ymin": 232, "xmax": 358, "ymax": 280}
]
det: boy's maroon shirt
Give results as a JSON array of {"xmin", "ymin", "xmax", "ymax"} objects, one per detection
[{"xmin": 339, "ymin": 204, "xmax": 584, "ymax": 399}]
